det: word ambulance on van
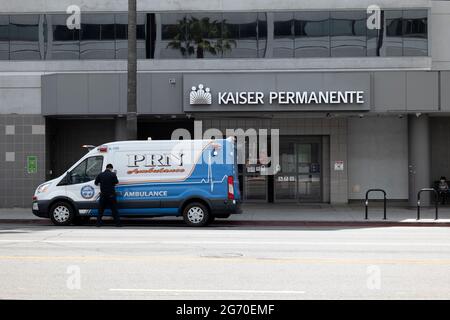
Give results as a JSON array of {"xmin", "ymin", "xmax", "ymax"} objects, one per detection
[{"xmin": 32, "ymin": 138, "xmax": 241, "ymax": 226}]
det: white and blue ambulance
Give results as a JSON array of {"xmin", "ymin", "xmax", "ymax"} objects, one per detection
[{"xmin": 32, "ymin": 138, "xmax": 241, "ymax": 226}]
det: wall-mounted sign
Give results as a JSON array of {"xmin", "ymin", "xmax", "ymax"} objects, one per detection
[
  {"xmin": 334, "ymin": 161, "xmax": 344, "ymax": 171},
  {"xmin": 184, "ymin": 73, "xmax": 371, "ymax": 112},
  {"xmin": 190, "ymin": 83, "xmax": 364, "ymax": 106},
  {"xmin": 27, "ymin": 156, "xmax": 37, "ymax": 174}
]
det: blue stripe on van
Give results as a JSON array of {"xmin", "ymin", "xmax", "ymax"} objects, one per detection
[{"xmin": 89, "ymin": 208, "xmax": 179, "ymax": 216}]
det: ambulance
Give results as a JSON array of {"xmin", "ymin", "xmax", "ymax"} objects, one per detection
[{"xmin": 32, "ymin": 138, "xmax": 241, "ymax": 227}]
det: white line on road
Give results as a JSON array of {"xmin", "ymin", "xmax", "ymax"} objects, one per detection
[
  {"xmin": 0, "ymin": 239, "xmax": 449, "ymax": 246},
  {"xmin": 109, "ymin": 288, "xmax": 305, "ymax": 295}
]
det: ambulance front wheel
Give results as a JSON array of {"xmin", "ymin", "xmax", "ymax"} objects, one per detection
[
  {"xmin": 183, "ymin": 202, "xmax": 210, "ymax": 227},
  {"xmin": 49, "ymin": 201, "xmax": 75, "ymax": 226}
]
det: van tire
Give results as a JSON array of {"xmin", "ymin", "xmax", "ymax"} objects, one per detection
[
  {"xmin": 183, "ymin": 202, "xmax": 210, "ymax": 227},
  {"xmin": 49, "ymin": 201, "xmax": 75, "ymax": 226}
]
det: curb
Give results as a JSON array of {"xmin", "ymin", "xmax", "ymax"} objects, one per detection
[{"xmin": 0, "ymin": 219, "xmax": 449, "ymax": 227}]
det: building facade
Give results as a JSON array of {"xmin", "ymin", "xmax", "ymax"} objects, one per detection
[{"xmin": 0, "ymin": 0, "xmax": 449, "ymax": 208}]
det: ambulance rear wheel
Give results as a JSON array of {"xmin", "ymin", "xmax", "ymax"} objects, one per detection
[
  {"xmin": 50, "ymin": 202, "xmax": 75, "ymax": 226},
  {"xmin": 183, "ymin": 202, "xmax": 210, "ymax": 227}
]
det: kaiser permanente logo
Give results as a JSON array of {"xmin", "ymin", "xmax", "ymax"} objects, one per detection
[
  {"xmin": 190, "ymin": 84, "xmax": 212, "ymax": 105},
  {"xmin": 189, "ymin": 83, "xmax": 365, "ymax": 106}
]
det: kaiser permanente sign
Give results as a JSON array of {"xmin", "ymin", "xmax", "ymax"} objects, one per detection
[
  {"xmin": 217, "ymin": 90, "xmax": 364, "ymax": 105},
  {"xmin": 183, "ymin": 72, "xmax": 371, "ymax": 112}
]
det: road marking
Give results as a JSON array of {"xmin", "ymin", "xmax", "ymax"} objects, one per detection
[
  {"xmin": 109, "ymin": 288, "xmax": 305, "ymax": 295},
  {"xmin": 0, "ymin": 255, "xmax": 449, "ymax": 265},
  {"xmin": 0, "ymin": 239, "xmax": 449, "ymax": 247}
]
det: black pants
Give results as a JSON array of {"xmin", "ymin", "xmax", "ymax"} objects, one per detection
[
  {"xmin": 97, "ymin": 194, "xmax": 120, "ymax": 225},
  {"xmin": 440, "ymin": 191, "xmax": 449, "ymax": 205}
]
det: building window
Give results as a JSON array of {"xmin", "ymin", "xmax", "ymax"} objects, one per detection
[
  {"xmin": 158, "ymin": 13, "xmax": 188, "ymax": 59},
  {"xmin": 384, "ymin": 10, "xmax": 403, "ymax": 56},
  {"xmin": 0, "ymin": 9, "xmax": 430, "ymax": 61},
  {"xmin": 0, "ymin": 15, "xmax": 9, "ymax": 60},
  {"xmin": 403, "ymin": 10, "xmax": 427, "ymax": 56},
  {"xmin": 294, "ymin": 11, "xmax": 330, "ymax": 57},
  {"xmin": 114, "ymin": 13, "xmax": 147, "ymax": 59},
  {"xmin": 223, "ymin": 12, "xmax": 257, "ymax": 58},
  {"xmin": 9, "ymin": 15, "xmax": 41, "ymax": 60},
  {"xmin": 257, "ymin": 13, "xmax": 267, "ymax": 58},
  {"xmin": 185, "ymin": 13, "xmax": 224, "ymax": 59},
  {"xmin": 330, "ymin": 11, "xmax": 367, "ymax": 57},
  {"xmin": 46, "ymin": 14, "xmax": 80, "ymax": 60},
  {"xmin": 273, "ymin": 12, "xmax": 294, "ymax": 58},
  {"xmin": 80, "ymin": 14, "xmax": 115, "ymax": 59}
]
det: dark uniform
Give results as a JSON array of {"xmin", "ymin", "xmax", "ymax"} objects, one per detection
[{"xmin": 94, "ymin": 169, "xmax": 120, "ymax": 226}]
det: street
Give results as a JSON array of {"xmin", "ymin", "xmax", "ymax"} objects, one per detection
[{"xmin": 0, "ymin": 222, "xmax": 449, "ymax": 300}]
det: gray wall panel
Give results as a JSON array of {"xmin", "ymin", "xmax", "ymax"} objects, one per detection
[
  {"xmin": 42, "ymin": 74, "xmax": 57, "ymax": 115},
  {"xmin": 348, "ymin": 117, "xmax": 409, "ymax": 200},
  {"xmin": 441, "ymin": 71, "xmax": 450, "ymax": 111},
  {"xmin": 373, "ymin": 72, "xmax": 407, "ymax": 112},
  {"xmin": 56, "ymin": 74, "xmax": 88, "ymax": 115},
  {"xmin": 150, "ymin": 73, "xmax": 183, "ymax": 114},
  {"xmin": 406, "ymin": 71, "xmax": 439, "ymax": 111},
  {"xmin": 88, "ymin": 74, "xmax": 121, "ymax": 114},
  {"xmin": 137, "ymin": 73, "xmax": 153, "ymax": 114},
  {"xmin": 119, "ymin": 73, "xmax": 127, "ymax": 115}
]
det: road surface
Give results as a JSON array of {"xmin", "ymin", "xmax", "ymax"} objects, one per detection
[{"xmin": 0, "ymin": 222, "xmax": 449, "ymax": 299}]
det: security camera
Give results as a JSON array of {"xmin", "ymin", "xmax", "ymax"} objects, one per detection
[
  {"xmin": 416, "ymin": 112, "xmax": 422, "ymax": 118},
  {"xmin": 358, "ymin": 114, "xmax": 364, "ymax": 118}
]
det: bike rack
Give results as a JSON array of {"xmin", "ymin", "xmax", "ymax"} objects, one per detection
[
  {"xmin": 417, "ymin": 188, "xmax": 439, "ymax": 220},
  {"xmin": 365, "ymin": 189, "xmax": 387, "ymax": 220}
]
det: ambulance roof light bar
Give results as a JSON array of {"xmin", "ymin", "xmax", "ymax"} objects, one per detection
[{"xmin": 81, "ymin": 145, "xmax": 95, "ymax": 151}]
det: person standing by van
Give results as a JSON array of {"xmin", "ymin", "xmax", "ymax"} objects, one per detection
[{"xmin": 94, "ymin": 164, "xmax": 121, "ymax": 227}]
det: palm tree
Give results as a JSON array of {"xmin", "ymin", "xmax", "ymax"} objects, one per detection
[
  {"xmin": 167, "ymin": 16, "xmax": 236, "ymax": 58},
  {"xmin": 127, "ymin": 0, "xmax": 137, "ymax": 140}
]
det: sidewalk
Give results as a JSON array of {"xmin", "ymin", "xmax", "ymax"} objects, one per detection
[{"xmin": 1, "ymin": 203, "xmax": 449, "ymax": 225}]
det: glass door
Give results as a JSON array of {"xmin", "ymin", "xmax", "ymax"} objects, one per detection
[
  {"xmin": 296, "ymin": 143, "xmax": 322, "ymax": 202},
  {"xmin": 275, "ymin": 137, "xmax": 322, "ymax": 203},
  {"xmin": 274, "ymin": 141, "xmax": 297, "ymax": 200},
  {"xmin": 239, "ymin": 139, "xmax": 267, "ymax": 202}
]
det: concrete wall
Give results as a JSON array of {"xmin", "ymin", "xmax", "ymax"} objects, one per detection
[
  {"xmin": 0, "ymin": 0, "xmax": 432, "ymax": 13},
  {"xmin": 0, "ymin": 74, "xmax": 41, "ymax": 114},
  {"xmin": 431, "ymin": 1, "xmax": 450, "ymax": 70},
  {"xmin": 430, "ymin": 117, "xmax": 450, "ymax": 182},
  {"xmin": 0, "ymin": 115, "xmax": 46, "ymax": 207},
  {"xmin": 348, "ymin": 116, "xmax": 409, "ymax": 200}
]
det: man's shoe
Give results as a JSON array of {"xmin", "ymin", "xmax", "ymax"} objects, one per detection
[{"xmin": 96, "ymin": 222, "xmax": 102, "ymax": 228}]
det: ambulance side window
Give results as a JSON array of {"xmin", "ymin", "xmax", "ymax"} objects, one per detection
[{"xmin": 69, "ymin": 156, "xmax": 103, "ymax": 185}]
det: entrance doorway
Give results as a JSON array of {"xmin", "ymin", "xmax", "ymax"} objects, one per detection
[{"xmin": 275, "ymin": 137, "xmax": 323, "ymax": 203}]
